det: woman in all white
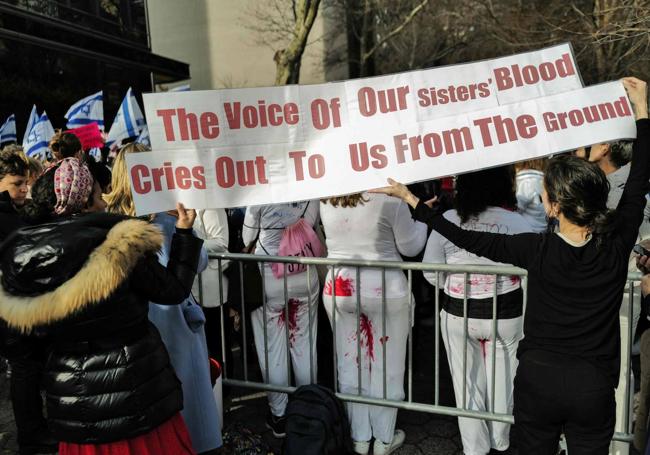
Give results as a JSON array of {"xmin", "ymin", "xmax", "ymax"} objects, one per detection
[
  {"xmin": 423, "ymin": 167, "xmax": 531, "ymax": 455},
  {"xmin": 242, "ymin": 201, "xmax": 320, "ymax": 438},
  {"xmin": 320, "ymin": 193, "xmax": 426, "ymax": 455}
]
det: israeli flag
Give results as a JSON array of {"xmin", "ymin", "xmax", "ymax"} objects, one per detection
[
  {"xmin": 135, "ymin": 124, "xmax": 150, "ymax": 147},
  {"xmin": 106, "ymin": 87, "xmax": 145, "ymax": 145},
  {"xmin": 24, "ymin": 112, "xmax": 55, "ymax": 160},
  {"xmin": 88, "ymin": 147, "xmax": 102, "ymax": 162},
  {"xmin": 170, "ymin": 84, "xmax": 190, "ymax": 92},
  {"xmin": 0, "ymin": 114, "xmax": 17, "ymax": 143},
  {"xmin": 65, "ymin": 91, "xmax": 104, "ymax": 129},
  {"xmin": 22, "ymin": 105, "xmax": 38, "ymax": 146}
]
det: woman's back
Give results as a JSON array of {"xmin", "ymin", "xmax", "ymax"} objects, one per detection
[
  {"xmin": 321, "ymin": 193, "xmax": 425, "ymax": 261},
  {"xmin": 320, "ymin": 193, "xmax": 426, "ymax": 299},
  {"xmin": 424, "ymin": 207, "xmax": 532, "ymax": 299},
  {"xmin": 243, "ymin": 201, "xmax": 318, "ymax": 256}
]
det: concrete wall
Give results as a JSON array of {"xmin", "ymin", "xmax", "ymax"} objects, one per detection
[{"xmin": 148, "ymin": 0, "xmax": 345, "ymax": 90}]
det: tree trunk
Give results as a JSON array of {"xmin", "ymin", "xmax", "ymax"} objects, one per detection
[{"xmin": 274, "ymin": 0, "xmax": 321, "ymax": 85}]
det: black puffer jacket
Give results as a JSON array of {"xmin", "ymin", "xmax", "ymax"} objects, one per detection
[{"xmin": 0, "ymin": 212, "xmax": 203, "ymax": 444}]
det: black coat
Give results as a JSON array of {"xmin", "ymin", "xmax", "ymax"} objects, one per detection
[
  {"xmin": 0, "ymin": 212, "xmax": 203, "ymax": 444},
  {"xmin": 0, "ymin": 190, "xmax": 27, "ymax": 359}
]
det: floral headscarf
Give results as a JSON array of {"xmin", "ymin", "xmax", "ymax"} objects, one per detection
[{"xmin": 52, "ymin": 157, "xmax": 93, "ymax": 216}]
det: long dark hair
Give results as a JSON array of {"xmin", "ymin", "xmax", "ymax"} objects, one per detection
[
  {"xmin": 454, "ymin": 166, "xmax": 517, "ymax": 223},
  {"xmin": 544, "ymin": 155, "xmax": 616, "ymax": 244}
]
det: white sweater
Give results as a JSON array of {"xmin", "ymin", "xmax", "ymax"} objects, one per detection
[{"xmin": 423, "ymin": 207, "xmax": 532, "ymax": 299}]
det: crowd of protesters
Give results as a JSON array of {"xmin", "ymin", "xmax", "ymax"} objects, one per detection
[{"xmin": 0, "ymin": 76, "xmax": 647, "ymax": 455}]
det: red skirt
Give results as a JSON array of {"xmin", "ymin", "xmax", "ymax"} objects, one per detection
[{"xmin": 59, "ymin": 413, "xmax": 195, "ymax": 455}]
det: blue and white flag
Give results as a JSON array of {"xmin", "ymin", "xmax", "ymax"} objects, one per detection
[
  {"xmin": 135, "ymin": 124, "xmax": 150, "ymax": 147},
  {"xmin": 88, "ymin": 147, "xmax": 102, "ymax": 162},
  {"xmin": 169, "ymin": 84, "xmax": 190, "ymax": 92},
  {"xmin": 0, "ymin": 114, "xmax": 17, "ymax": 143},
  {"xmin": 24, "ymin": 112, "xmax": 55, "ymax": 160},
  {"xmin": 65, "ymin": 91, "xmax": 104, "ymax": 129},
  {"xmin": 106, "ymin": 88, "xmax": 145, "ymax": 145},
  {"xmin": 22, "ymin": 105, "xmax": 38, "ymax": 146}
]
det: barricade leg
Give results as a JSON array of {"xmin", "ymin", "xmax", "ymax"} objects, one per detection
[
  {"xmin": 634, "ymin": 330, "xmax": 650, "ymax": 451},
  {"xmin": 611, "ymin": 285, "xmax": 640, "ymax": 455}
]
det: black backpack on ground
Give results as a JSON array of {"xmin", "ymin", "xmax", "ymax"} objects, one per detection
[{"xmin": 283, "ymin": 384, "xmax": 353, "ymax": 455}]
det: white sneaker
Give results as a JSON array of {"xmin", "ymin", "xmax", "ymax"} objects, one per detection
[
  {"xmin": 373, "ymin": 429, "xmax": 405, "ymax": 455},
  {"xmin": 353, "ymin": 440, "xmax": 370, "ymax": 455}
]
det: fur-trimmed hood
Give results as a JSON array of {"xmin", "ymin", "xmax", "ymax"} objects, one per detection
[{"xmin": 0, "ymin": 214, "xmax": 163, "ymax": 332}]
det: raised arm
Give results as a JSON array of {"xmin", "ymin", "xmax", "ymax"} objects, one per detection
[
  {"xmin": 616, "ymin": 77, "xmax": 650, "ymax": 249},
  {"xmin": 371, "ymin": 180, "xmax": 538, "ymax": 269},
  {"xmin": 132, "ymin": 204, "xmax": 203, "ymax": 305}
]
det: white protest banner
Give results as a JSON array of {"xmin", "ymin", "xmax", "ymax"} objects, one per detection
[{"xmin": 128, "ymin": 43, "xmax": 636, "ymax": 215}]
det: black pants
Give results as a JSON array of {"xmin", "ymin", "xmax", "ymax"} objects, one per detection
[
  {"xmin": 204, "ymin": 306, "xmax": 233, "ymax": 369},
  {"xmin": 513, "ymin": 350, "xmax": 615, "ymax": 455},
  {"xmin": 9, "ymin": 342, "xmax": 48, "ymax": 447}
]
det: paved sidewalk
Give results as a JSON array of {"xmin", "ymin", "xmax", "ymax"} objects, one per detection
[{"xmin": 225, "ymin": 389, "xmax": 470, "ymax": 454}]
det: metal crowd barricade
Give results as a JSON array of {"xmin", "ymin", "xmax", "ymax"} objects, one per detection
[{"xmin": 200, "ymin": 252, "xmax": 641, "ymax": 445}]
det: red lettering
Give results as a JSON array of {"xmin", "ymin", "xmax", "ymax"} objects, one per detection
[
  {"xmin": 131, "ymin": 165, "xmax": 152, "ymax": 194},
  {"xmin": 255, "ymin": 156, "xmax": 268, "ymax": 184},
  {"xmin": 177, "ymin": 108, "xmax": 199, "ymax": 141},
  {"xmin": 285, "ymin": 103, "xmax": 299, "ymax": 125},
  {"xmin": 494, "ymin": 68, "xmax": 513, "ymax": 91},
  {"xmin": 223, "ymin": 102, "xmax": 241, "ymax": 129},
  {"xmin": 268, "ymin": 103, "xmax": 282, "ymax": 126},
  {"xmin": 200, "ymin": 112, "xmax": 219, "ymax": 139},
  {"xmin": 151, "ymin": 167, "xmax": 165, "ymax": 191},
  {"xmin": 175, "ymin": 166, "xmax": 191, "ymax": 190},
  {"xmin": 157, "ymin": 109, "xmax": 177, "ymax": 141},
  {"xmin": 289, "ymin": 151, "xmax": 307, "ymax": 181},
  {"xmin": 393, "ymin": 134, "xmax": 409, "ymax": 164},
  {"xmin": 192, "ymin": 166, "xmax": 206, "ymax": 189},
  {"xmin": 358, "ymin": 87, "xmax": 376, "ymax": 117},
  {"xmin": 215, "ymin": 157, "xmax": 235, "ymax": 188},
  {"xmin": 517, "ymin": 114, "xmax": 538, "ymax": 139},
  {"xmin": 473, "ymin": 117, "xmax": 494, "ymax": 147}
]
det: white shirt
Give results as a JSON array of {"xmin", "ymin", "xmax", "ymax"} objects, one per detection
[
  {"xmin": 191, "ymin": 209, "xmax": 229, "ymax": 307},
  {"xmin": 423, "ymin": 207, "xmax": 532, "ymax": 299},
  {"xmin": 242, "ymin": 200, "xmax": 320, "ymax": 257},
  {"xmin": 320, "ymin": 193, "xmax": 427, "ymax": 299}
]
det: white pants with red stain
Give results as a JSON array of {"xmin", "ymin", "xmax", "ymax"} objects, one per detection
[
  {"xmin": 323, "ymin": 293, "xmax": 410, "ymax": 444},
  {"xmin": 440, "ymin": 309, "xmax": 523, "ymax": 455},
  {"xmin": 251, "ymin": 265, "xmax": 319, "ymax": 417}
]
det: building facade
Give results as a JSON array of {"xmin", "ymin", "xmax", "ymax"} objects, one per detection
[
  {"xmin": 148, "ymin": 0, "xmax": 347, "ymax": 91},
  {"xmin": 0, "ymin": 0, "xmax": 188, "ymax": 134}
]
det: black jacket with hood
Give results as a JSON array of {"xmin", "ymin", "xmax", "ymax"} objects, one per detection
[{"xmin": 0, "ymin": 212, "xmax": 203, "ymax": 444}]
